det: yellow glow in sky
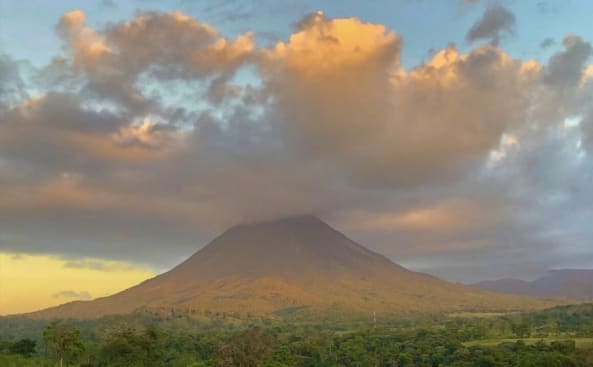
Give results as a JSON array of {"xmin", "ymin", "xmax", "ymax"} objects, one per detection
[{"xmin": 0, "ymin": 252, "xmax": 155, "ymax": 315}]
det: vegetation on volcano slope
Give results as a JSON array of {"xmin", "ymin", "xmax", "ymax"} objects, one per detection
[{"xmin": 0, "ymin": 303, "xmax": 592, "ymax": 366}]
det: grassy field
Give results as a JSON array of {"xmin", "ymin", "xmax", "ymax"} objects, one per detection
[
  {"xmin": 447, "ymin": 311, "xmax": 514, "ymax": 318},
  {"xmin": 464, "ymin": 337, "xmax": 593, "ymax": 349}
]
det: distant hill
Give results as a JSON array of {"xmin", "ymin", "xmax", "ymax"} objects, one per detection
[
  {"xmin": 470, "ymin": 270, "xmax": 593, "ymax": 299},
  {"xmin": 25, "ymin": 215, "xmax": 550, "ymax": 319}
]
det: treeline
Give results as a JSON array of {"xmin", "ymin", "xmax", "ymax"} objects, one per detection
[
  {"xmin": 2, "ymin": 322, "xmax": 592, "ymax": 366},
  {"xmin": 0, "ymin": 303, "xmax": 591, "ymax": 366},
  {"xmin": 440, "ymin": 302, "xmax": 593, "ymax": 339}
]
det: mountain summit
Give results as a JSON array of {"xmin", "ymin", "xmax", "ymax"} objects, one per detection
[
  {"xmin": 28, "ymin": 216, "xmax": 545, "ymax": 319},
  {"xmin": 165, "ymin": 215, "xmax": 398, "ymax": 280}
]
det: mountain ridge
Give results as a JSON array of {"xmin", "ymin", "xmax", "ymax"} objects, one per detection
[
  {"xmin": 470, "ymin": 269, "xmax": 593, "ymax": 299},
  {"xmin": 23, "ymin": 215, "xmax": 552, "ymax": 319}
]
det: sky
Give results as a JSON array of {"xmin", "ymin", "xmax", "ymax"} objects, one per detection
[{"xmin": 1, "ymin": 0, "xmax": 593, "ymax": 314}]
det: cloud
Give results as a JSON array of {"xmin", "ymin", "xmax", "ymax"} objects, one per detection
[
  {"xmin": 63, "ymin": 258, "xmax": 138, "ymax": 271},
  {"xmin": 342, "ymin": 199, "xmax": 501, "ymax": 234},
  {"xmin": 53, "ymin": 290, "xmax": 92, "ymax": 300},
  {"xmin": 0, "ymin": 55, "xmax": 29, "ymax": 108},
  {"xmin": 55, "ymin": 10, "xmax": 254, "ymax": 114},
  {"xmin": 540, "ymin": 38, "xmax": 555, "ymax": 49},
  {"xmin": 1, "ymin": 10, "xmax": 593, "ymax": 284},
  {"xmin": 0, "ymin": 92, "xmax": 178, "ymax": 172},
  {"xmin": 262, "ymin": 14, "xmax": 535, "ymax": 186},
  {"xmin": 466, "ymin": 4, "xmax": 516, "ymax": 45},
  {"xmin": 543, "ymin": 35, "xmax": 592, "ymax": 89},
  {"xmin": 101, "ymin": 12, "xmax": 254, "ymax": 76}
]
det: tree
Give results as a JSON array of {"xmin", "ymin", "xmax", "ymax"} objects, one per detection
[
  {"xmin": 511, "ymin": 322, "xmax": 530, "ymax": 338},
  {"xmin": 214, "ymin": 327, "xmax": 274, "ymax": 367},
  {"xmin": 43, "ymin": 320, "xmax": 83, "ymax": 367},
  {"xmin": 8, "ymin": 338, "xmax": 36, "ymax": 357},
  {"xmin": 97, "ymin": 327, "xmax": 164, "ymax": 367}
]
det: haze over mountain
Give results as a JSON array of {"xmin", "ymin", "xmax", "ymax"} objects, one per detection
[
  {"xmin": 471, "ymin": 270, "xmax": 593, "ymax": 299},
  {"xmin": 26, "ymin": 216, "xmax": 548, "ymax": 319}
]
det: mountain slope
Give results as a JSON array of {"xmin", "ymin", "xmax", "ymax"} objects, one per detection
[
  {"xmin": 471, "ymin": 270, "xmax": 593, "ymax": 299},
  {"xmin": 26, "ymin": 216, "xmax": 549, "ymax": 319}
]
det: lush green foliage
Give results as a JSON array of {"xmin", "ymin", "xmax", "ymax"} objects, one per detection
[
  {"xmin": 0, "ymin": 304, "xmax": 592, "ymax": 366},
  {"xmin": 43, "ymin": 320, "xmax": 85, "ymax": 367}
]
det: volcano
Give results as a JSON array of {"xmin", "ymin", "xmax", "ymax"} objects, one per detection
[{"xmin": 27, "ymin": 215, "xmax": 546, "ymax": 319}]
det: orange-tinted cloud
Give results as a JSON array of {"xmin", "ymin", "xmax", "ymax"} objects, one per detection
[
  {"xmin": 1, "ymin": 10, "xmax": 592, "ymax": 284},
  {"xmin": 343, "ymin": 200, "xmax": 499, "ymax": 234},
  {"xmin": 261, "ymin": 13, "xmax": 538, "ymax": 186}
]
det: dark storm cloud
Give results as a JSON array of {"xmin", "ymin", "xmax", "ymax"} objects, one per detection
[
  {"xmin": 1, "ymin": 10, "xmax": 593, "ymax": 282},
  {"xmin": 466, "ymin": 4, "xmax": 516, "ymax": 44}
]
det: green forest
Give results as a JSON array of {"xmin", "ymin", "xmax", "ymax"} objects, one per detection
[{"xmin": 1, "ymin": 304, "xmax": 592, "ymax": 366}]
